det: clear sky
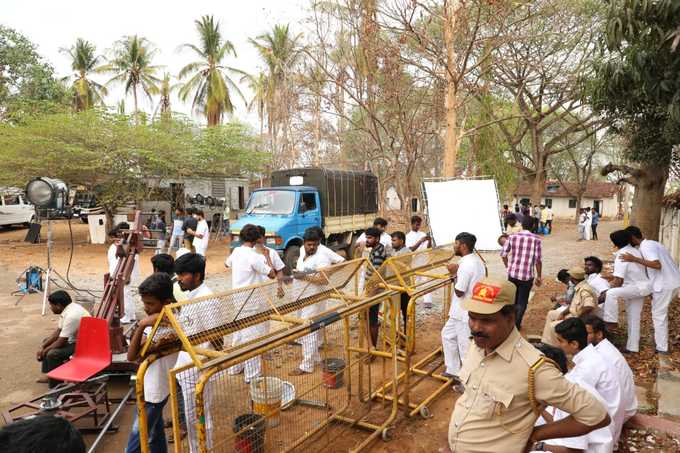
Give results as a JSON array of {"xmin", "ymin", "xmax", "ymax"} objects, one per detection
[{"xmin": 2, "ymin": 0, "xmax": 308, "ymax": 126}]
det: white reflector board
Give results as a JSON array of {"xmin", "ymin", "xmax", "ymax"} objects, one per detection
[{"xmin": 423, "ymin": 179, "xmax": 503, "ymax": 251}]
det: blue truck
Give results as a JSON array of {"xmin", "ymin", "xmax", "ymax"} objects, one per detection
[{"xmin": 229, "ymin": 167, "xmax": 379, "ymax": 270}]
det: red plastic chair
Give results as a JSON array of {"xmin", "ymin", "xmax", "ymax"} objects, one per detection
[{"xmin": 47, "ymin": 317, "xmax": 112, "ymax": 383}]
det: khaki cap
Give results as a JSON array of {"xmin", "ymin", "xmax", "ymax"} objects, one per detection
[
  {"xmin": 462, "ymin": 277, "xmax": 517, "ymax": 315},
  {"xmin": 568, "ymin": 266, "xmax": 585, "ymax": 280}
]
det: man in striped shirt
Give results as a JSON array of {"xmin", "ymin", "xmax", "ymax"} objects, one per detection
[
  {"xmin": 364, "ymin": 227, "xmax": 389, "ymax": 348},
  {"xmin": 501, "ymin": 217, "xmax": 542, "ymax": 329}
]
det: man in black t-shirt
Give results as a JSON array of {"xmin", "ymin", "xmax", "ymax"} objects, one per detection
[{"xmin": 182, "ymin": 207, "xmax": 197, "ymax": 252}]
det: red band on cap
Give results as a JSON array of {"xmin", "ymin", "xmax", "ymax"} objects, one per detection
[{"xmin": 471, "ymin": 283, "xmax": 501, "ymax": 304}]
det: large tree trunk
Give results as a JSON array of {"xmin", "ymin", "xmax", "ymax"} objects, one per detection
[
  {"xmin": 442, "ymin": 0, "xmax": 463, "ymax": 178},
  {"xmin": 630, "ymin": 162, "xmax": 668, "ymax": 240},
  {"xmin": 602, "ymin": 161, "xmax": 669, "ymax": 240}
]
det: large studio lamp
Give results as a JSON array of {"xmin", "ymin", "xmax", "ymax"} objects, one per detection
[
  {"xmin": 25, "ymin": 177, "xmax": 69, "ymax": 316},
  {"xmin": 25, "ymin": 177, "xmax": 68, "ymax": 210}
]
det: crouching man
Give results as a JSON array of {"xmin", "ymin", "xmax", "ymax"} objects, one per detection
[{"xmin": 36, "ymin": 290, "xmax": 90, "ymax": 388}]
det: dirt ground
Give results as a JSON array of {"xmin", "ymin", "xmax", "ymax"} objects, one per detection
[{"xmin": 0, "ymin": 219, "xmax": 678, "ymax": 452}]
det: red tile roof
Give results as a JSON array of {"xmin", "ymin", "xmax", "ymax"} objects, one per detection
[{"xmin": 513, "ymin": 180, "xmax": 619, "ymax": 199}]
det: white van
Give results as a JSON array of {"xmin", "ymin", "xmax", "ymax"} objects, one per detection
[{"xmin": 0, "ymin": 188, "xmax": 36, "ymax": 227}]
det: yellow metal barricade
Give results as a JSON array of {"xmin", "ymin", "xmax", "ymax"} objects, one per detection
[
  {"xmin": 365, "ymin": 245, "xmax": 458, "ymax": 418},
  {"xmin": 135, "ymin": 258, "xmax": 402, "ymax": 452}
]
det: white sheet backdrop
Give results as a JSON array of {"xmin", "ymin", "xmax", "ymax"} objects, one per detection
[{"xmin": 423, "ymin": 179, "xmax": 503, "ymax": 251}]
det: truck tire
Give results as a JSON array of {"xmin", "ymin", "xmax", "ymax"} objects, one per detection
[{"xmin": 284, "ymin": 245, "xmax": 301, "ymax": 275}]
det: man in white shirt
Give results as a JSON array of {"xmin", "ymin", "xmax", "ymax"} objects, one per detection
[
  {"xmin": 623, "ymin": 226, "xmax": 680, "ymax": 354},
  {"xmin": 188, "ymin": 210, "xmax": 210, "ymax": 257},
  {"xmin": 225, "ymin": 224, "xmax": 276, "ymax": 381},
  {"xmin": 36, "ymin": 290, "xmax": 90, "ymax": 388},
  {"xmin": 555, "ymin": 317, "xmax": 623, "ymax": 446},
  {"xmin": 125, "ymin": 273, "xmax": 179, "ymax": 453},
  {"xmin": 584, "ymin": 207, "xmax": 593, "ymax": 240},
  {"xmin": 173, "ymin": 253, "xmax": 218, "ymax": 453},
  {"xmin": 584, "ymin": 256, "xmax": 611, "ymax": 299},
  {"xmin": 441, "ymin": 232, "xmax": 486, "ymax": 379},
  {"xmin": 168, "ymin": 208, "xmax": 185, "ymax": 253},
  {"xmin": 532, "ymin": 343, "xmax": 614, "ymax": 453},
  {"xmin": 290, "ymin": 227, "xmax": 345, "ymax": 375},
  {"xmin": 545, "ymin": 206, "xmax": 554, "ymax": 233},
  {"xmin": 107, "ymin": 222, "xmax": 140, "ymax": 324},
  {"xmin": 602, "ymin": 229, "xmax": 652, "ymax": 352},
  {"xmin": 405, "ymin": 215, "xmax": 433, "ymax": 307},
  {"xmin": 584, "ymin": 314, "xmax": 637, "ymax": 448},
  {"xmin": 578, "ymin": 209, "xmax": 588, "ymax": 241}
]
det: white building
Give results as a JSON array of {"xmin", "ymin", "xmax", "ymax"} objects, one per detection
[{"xmin": 510, "ymin": 180, "xmax": 621, "ymax": 220}]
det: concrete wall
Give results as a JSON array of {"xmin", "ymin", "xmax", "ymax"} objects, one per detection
[{"xmin": 509, "ymin": 196, "xmax": 618, "ymax": 219}]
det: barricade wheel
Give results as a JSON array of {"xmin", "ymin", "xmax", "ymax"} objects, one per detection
[
  {"xmin": 419, "ymin": 405, "xmax": 432, "ymax": 419},
  {"xmin": 381, "ymin": 427, "xmax": 394, "ymax": 442}
]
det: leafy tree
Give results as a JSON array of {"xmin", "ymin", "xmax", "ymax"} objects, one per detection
[
  {"xmin": 0, "ymin": 25, "xmax": 68, "ymax": 123},
  {"xmin": 590, "ymin": 0, "xmax": 680, "ymax": 239},
  {"xmin": 178, "ymin": 15, "xmax": 246, "ymax": 126},
  {"xmin": 0, "ymin": 110, "xmax": 265, "ymax": 221},
  {"xmin": 154, "ymin": 72, "xmax": 180, "ymax": 122},
  {"xmin": 61, "ymin": 38, "xmax": 107, "ymax": 111},
  {"xmin": 99, "ymin": 35, "xmax": 161, "ymax": 117}
]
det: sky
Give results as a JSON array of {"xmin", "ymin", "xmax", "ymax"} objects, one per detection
[{"xmin": 2, "ymin": 0, "xmax": 308, "ymax": 126}]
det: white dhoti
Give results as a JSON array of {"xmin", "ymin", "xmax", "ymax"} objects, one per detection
[
  {"xmin": 177, "ymin": 362, "xmax": 215, "ymax": 453},
  {"xmin": 298, "ymin": 303, "xmax": 322, "ymax": 372},
  {"xmin": 441, "ymin": 317, "xmax": 470, "ymax": 376},
  {"xmin": 651, "ymin": 288, "xmax": 676, "ymax": 352},
  {"xmin": 603, "ymin": 284, "xmax": 650, "ymax": 352},
  {"xmin": 228, "ymin": 322, "xmax": 267, "ymax": 381}
]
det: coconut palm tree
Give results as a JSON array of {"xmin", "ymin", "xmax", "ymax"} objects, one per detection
[
  {"xmin": 60, "ymin": 38, "xmax": 107, "ymax": 111},
  {"xmin": 99, "ymin": 35, "xmax": 161, "ymax": 118},
  {"xmin": 241, "ymin": 71, "xmax": 269, "ymax": 137},
  {"xmin": 178, "ymin": 15, "xmax": 246, "ymax": 126},
  {"xmin": 154, "ymin": 72, "xmax": 180, "ymax": 121},
  {"xmin": 249, "ymin": 24, "xmax": 303, "ymax": 165}
]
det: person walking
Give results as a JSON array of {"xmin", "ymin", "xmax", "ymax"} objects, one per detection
[
  {"xmin": 448, "ymin": 277, "xmax": 610, "ymax": 453},
  {"xmin": 623, "ymin": 226, "xmax": 680, "ymax": 354},
  {"xmin": 188, "ymin": 210, "xmax": 209, "ymax": 257},
  {"xmin": 584, "ymin": 207, "xmax": 593, "ymax": 240},
  {"xmin": 591, "ymin": 208, "xmax": 600, "ymax": 240},
  {"xmin": 501, "ymin": 217, "xmax": 542, "ymax": 329},
  {"xmin": 168, "ymin": 208, "xmax": 185, "ymax": 253},
  {"xmin": 182, "ymin": 207, "xmax": 197, "ymax": 252},
  {"xmin": 577, "ymin": 209, "xmax": 587, "ymax": 241},
  {"xmin": 545, "ymin": 205, "xmax": 554, "ymax": 233}
]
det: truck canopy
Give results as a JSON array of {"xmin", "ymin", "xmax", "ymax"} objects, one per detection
[{"xmin": 271, "ymin": 168, "xmax": 378, "ymax": 218}]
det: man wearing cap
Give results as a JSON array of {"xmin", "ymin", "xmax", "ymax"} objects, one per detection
[
  {"xmin": 540, "ymin": 266, "xmax": 598, "ymax": 347},
  {"xmin": 449, "ymin": 277, "xmax": 610, "ymax": 453}
]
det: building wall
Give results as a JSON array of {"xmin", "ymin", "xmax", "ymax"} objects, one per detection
[{"xmin": 509, "ymin": 196, "xmax": 618, "ymax": 219}]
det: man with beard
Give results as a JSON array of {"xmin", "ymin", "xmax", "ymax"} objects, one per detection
[
  {"xmin": 440, "ymin": 232, "xmax": 486, "ymax": 383},
  {"xmin": 448, "ymin": 277, "xmax": 610, "ymax": 453}
]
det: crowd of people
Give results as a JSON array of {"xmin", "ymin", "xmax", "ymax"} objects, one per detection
[{"xmin": 14, "ymin": 205, "xmax": 680, "ymax": 453}]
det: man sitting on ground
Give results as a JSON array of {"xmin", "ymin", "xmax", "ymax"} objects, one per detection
[
  {"xmin": 584, "ymin": 256, "xmax": 610, "ymax": 304},
  {"xmin": 532, "ymin": 343, "xmax": 614, "ymax": 453},
  {"xmin": 541, "ymin": 266, "xmax": 597, "ymax": 346},
  {"xmin": 36, "ymin": 290, "xmax": 90, "ymax": 388},
  {"xmin": 555, "ymin": 318, "xmax": 624, "ymax": 446},
  {"xmin": 551, "ymin": 269, "xmax": 575, "ymax": 309},
  {"xmin": 583, "ymin": 314, "xmax": 637, "ymax": 448}
]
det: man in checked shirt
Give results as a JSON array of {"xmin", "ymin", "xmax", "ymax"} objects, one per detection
[{"xmin": 501, "ymin": 217, "xmax": 543, "ymax": 329}]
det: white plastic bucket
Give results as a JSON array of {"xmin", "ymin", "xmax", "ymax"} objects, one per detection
[{"xmin": 250, "ymin": 377, "xmax": 283, "ymax": 428}]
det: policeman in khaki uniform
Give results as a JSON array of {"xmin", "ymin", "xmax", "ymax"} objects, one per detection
[
  {"xmin": 541, "ymin": 266, "xmax": 598, "ymax": 347},
  {"xmin": 449, "ymin": 277, "xmax": 610, "ymax": 453}
]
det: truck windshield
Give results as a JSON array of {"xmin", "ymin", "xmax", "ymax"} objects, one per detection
[{"xmin": 246, "ymin": 190, "xmax": 296, "ymax": 215}]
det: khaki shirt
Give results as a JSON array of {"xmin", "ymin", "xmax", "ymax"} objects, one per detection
[
  {"xmin": 449, "ymin": 328, "xmax": 607, "ymax": 453},
  {"xmin": 568, "ymin": 280, "xmax": 597, "ymax": 318}
]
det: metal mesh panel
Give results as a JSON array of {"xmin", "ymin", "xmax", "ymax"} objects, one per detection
[{"xmin": 143, "ymin": 259, "xmax": 366, "ymax": 364}]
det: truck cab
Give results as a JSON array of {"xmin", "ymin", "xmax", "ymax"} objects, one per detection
[
  {"xmin": 229, "ymin": 168, "xmax": 378, "ymax": 271},
  {"xmin": 229, "ymin": 186, "xmax": 322, "ymax": 268}
]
